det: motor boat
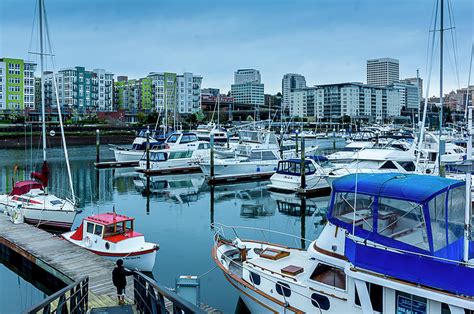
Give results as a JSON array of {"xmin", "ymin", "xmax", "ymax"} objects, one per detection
[
  {"xmin": 200, "ymin": 149, "xmax": 280, "ymax": 180},
  {"xmin": 136, "ymin": 140, "xmax": 210, "ymax": 173},
  {"xmin": 194, "ymin": 123, "xmax": 228, "ymax": 143},
  {"xmin": 62, "ymin": 212, "xmax": 159, "ymax": 272},
  {"xmin": 268, "ymin": 156, "xmax": 334, "ymax": 193},
  {"xmin": 111, "ymin": 129, "xmax": 169, "ymax": 163},
  {"xmin": 212, "ymin": 173, "xmax": 474, "ymax": 312}
]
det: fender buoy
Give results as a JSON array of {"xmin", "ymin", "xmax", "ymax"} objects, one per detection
[{"xmin": 84, "ymin": 236, "xmax": 93, "ymax": 248}]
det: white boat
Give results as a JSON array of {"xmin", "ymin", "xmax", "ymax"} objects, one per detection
[
  {"xmin": 326, "ymin": 147, "xmax": 417, "ymax": 186},
  {"xmin": 136, "ymin": 140, "xmax": 210, "ymax": 173},
  {"xmin": 200, "ymin": 149, "xmax": 280, "ymax": 180},
  {"xmin": 194, "ymin": 123, "xmax": 228, "ymax": 143},
  {"xmin": 268, "ymin": 156, "xmax": 334, "ymax": 193},
  {"xmin": 112, "ymin": 129, "xmax": 167, "ymax": 162},
  {"xmin": 212, "ymin": 173, "xmax": 474, "ymax": 313},
  {"xmin": 63, "ymin": 212, "xmax": 159, "ymax": 272},
  {"xmin": 0, "ymin": 0, "xmax": 77, "ymax": 231},
  {"xmin": 326, "ymin": 141, "xmax": 374, "ymax": 163}
]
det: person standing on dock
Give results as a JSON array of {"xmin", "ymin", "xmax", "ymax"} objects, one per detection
[{"xmin": 112, "ymin": 259, "xmax": 133, "ymax": 305}]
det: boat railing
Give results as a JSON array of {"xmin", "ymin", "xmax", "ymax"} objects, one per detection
[
  {"xmin": 133, "ymin": 271, "xmax": 205, "ymax": 314},
  {"xmin": 26, "ymin": 276, "xmax": 89, "ymax": 314},
  {"xmin": 49, "ymin": 187, "xmax": 81, "ymax": 207},
  {"xmin": 212, "ymin": 223, "xmax": 314, "ymax": 249},
  {"xmin": 212, "ymin": 225, "xmax": 325, "ymax": 313}
]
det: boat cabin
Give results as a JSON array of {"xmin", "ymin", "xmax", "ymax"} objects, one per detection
[
  {"xmin": 70, "ymin": 213, "xmax": 140, "ymax": 245},
  {"xmin": 329, "ymin": 173, "xmax": 474, "ymax": 296},
  {"xmin": 276, "ymin": 157, "xmax": 330, "ymax": 176}
]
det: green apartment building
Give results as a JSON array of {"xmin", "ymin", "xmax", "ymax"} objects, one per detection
[{"xmin": 0, "ymin": 58, "xmax": 37, "ymax": 111}]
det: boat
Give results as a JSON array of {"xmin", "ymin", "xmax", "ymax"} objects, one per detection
[
  {"xmin": 212, "ymin": 173, "xmax": 474, "ymax": 313},
  {"xmin": 111, "ymin": 129, "xmax": 168, "ymax": 162},
  {"xmin": 0, "ymin": 0, "xmax": 77, "ymax": 231},
  {"xmin": 136, "ymin": 139, "xmax": 210, "ymax": 173},
  {"xmin": 199, "ymin": 149, "xmax": 280, "ymax": 181},
  {"xmin": 194, "ymin": 123, "xmax": 228, "ymax": 143},
  {"xmin": 268, "ymin": 156, "xmax": 334, "ymax": 193},
  {"xmin": 62, "ymin": 212, "xmax": 159, "ymax": 272}
]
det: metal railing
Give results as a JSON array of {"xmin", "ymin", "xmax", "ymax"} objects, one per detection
[
  {"xmin": 25, "ymin": 276, "xmax": 89, "ymax": 314},
  {"xmin": 133, "ymin": 271, "xmax": 205, "ymax": 314}
]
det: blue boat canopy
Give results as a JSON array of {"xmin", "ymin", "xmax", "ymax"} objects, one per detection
[{"xmin": 332, "ymin": 173, "xmax": 463, "ymax": 203}]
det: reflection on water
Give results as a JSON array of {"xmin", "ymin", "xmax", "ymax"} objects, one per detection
[{"xmin": 0, "ymin": 145, "xmax": 332, "ymax": 313}]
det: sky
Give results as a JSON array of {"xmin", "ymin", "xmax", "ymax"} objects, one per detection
[{"xmin": 1, "ymin": 0, "xmax": 473, "ymax": 96}]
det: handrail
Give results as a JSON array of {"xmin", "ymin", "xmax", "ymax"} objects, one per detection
[
  {"xmin": 212, "ymin": 222, "xmax": 315, "ymax": 245},
  {"xmin": 133, "ymin": 271, "xmax": 205, "ymax": 314},
  {"xmin": 25, "ymin": 276, "xmax": 89, "ymax": 314}
]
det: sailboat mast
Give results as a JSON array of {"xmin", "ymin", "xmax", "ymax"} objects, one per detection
[
  {"xmin": 39, "ymin": 0, "xmax": 46, "ymax": 162},
  {"xmin": 438, "ymin": 0, "xmax": 444, "ymax": 173}
]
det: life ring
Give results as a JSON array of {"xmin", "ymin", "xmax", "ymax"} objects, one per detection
[{"xmin": 84, "ymin": 236, "xmax": 93, "ymax": 248}]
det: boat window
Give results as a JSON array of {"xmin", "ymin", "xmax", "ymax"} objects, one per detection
[
  {"xmin": 198, "ymin": 143, "xmax": 210, "ymax": 150},
  {"xmin": 380, "ymin": 160, "xmax": 398, "ymax": 169},
  {"xmin": 50, "ymin": 200, "xmax": 63, "ymax": 205},
  {"xmin": 249, "ymin": 271, "xmax": 261, "ymax": 285},
  {"xmin": 150, "ymin": 152, "xmax": 167, "ymax": 162},
  {"xmin": 169, "ymin": 151, "xmax": 193, "ymax": 159},
  {"xmin": 354, "ymin": 282, "xmax": 383, "ymax": 312},
  {"xmin": 311, "ymin": 293, "xmax": 330, "ymax": 310},
  {"xmin": 132, "ymin": 143, "xmax": 144, "ymax": 150},
  {"xmin": 306, "ymin": 163, "xmax": 316, "ymax": 174},
  {"xmin": 94, "ymin": 224, "xmax": 103, "ymax": 236},
  {"xmin": 395, "ymin": 291, "xmax": 427, "ymax": 314},
  {"xmin": 86, "ymin": 222, "xmax": 94, "ymax": 233},
  {"xmin": 249, "ymin": 151, "xmax": 262, "ymax": 160},
  {"xmin": 180, "ymin": 134, "xmax": 196, "ymax": 143},
  {"xmin": 399, "ymin": 161, "xmax": 416, "ymax": 172},
  {"xmin": 167, "ymin": 134, "xmax": 179, "ymax": 143},
  {"xmin": 275, "ymin": 281, "xmax": 291, "ymax": 297},
  {"xmin": 310, "ymin": 263, "xmax": 346, "ymax": 290},
  {"xmin": 261, "ymin": 151, "xmax": 278, "ymax": 160},
  {"xmin": 378, "ymin": 197, "xmax": 429, "ymax": 250},
  {"xmin": 333, "ymin": 192, "xmax": 375, "ymax": 232}
]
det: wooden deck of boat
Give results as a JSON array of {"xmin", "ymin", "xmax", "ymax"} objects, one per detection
[{"xmin": 0, "ymin": 214, "xmax": 134, "ymax": 308}]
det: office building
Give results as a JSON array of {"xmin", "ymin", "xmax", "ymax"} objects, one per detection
[
  {"xmin": 400, "ymin": 76, "xmax": 423, "ymax": 101},
  {"xmin": 390, "ymin": 82, "xmax": 420, "ymax": 111},
  {"xmin": 367, "ymin": 58, "xmax": 399, "ymax": 87},
  {"xmin": 231, "ymin": 69, "xmax": 264, "ymax": 108},
  {"xmin": 282, "ymin": 73, "xmax": 306, "ymax": 115},
  {"xmin": 0, "ymin": 58, "xmax": 37, "ymax": 111}
]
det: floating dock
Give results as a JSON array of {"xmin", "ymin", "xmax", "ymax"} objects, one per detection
[
  {"xmin": 94, "ymin": 160, "xmax": 139, "ymax": 169},
  {"xmin": 207, "ymin": 172, "xmax": 273, "ymax": 185},
  {"xmin": 137, "ymin": 166, "xmax": 202, "ymax": 176}
]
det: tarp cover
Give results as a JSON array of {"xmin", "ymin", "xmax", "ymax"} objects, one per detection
[
  {"xmin": 332, "ymin": 173, "xmax": 463, "ymax": 203},
  {"xmin": 9, "ymin": 180, "xmax": 43, "ymax": 196},
  {"xmin": 31, "ymin": 161, "xmax": 49, "ymax": 187}
]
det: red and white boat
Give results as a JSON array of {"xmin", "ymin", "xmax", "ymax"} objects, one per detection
[
  {"xmin": 0, "ymin": 163, "xmax": 76, "ymax": 231},
  {"xmin": 62, "ymin": 213, "xmax": 159, "ymax": 272}
]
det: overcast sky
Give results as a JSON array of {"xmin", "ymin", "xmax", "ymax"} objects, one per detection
[{"xmin": 1, "ymin": 0, "xmax": 472, "ymax": 96}]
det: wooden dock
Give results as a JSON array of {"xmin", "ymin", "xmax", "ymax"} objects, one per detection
[
  {"xmin": 94, "ymin": 160, "xmax": 139, "ymax": 169},
  {"xmin": 0, "ymin": 214, "xmax": 134, "ymax": 309},
  {"xmin": 137, "ymin": 166, "xmax": 202, "ymax": 176},
  {"xmin": 207, "ymin": 172, "xmax": 273, "ymax": 185}
]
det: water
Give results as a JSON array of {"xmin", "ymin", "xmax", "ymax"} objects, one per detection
[{"xmin": 0, "ymin": 141, "xmax": 339, "ymax": 312}]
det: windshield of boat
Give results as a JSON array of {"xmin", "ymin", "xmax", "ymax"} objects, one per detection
[
  {"xmin": 168, "ymin": 151, "xmax": 193, "ymax": 159},
  {"xmin": 167, "ymin": 134, "xmax": 180, "ymax": 143},
  {"xmin": 143, "ymin": 152, "xmax": 167, "ymax": 162},
  {"xmin": 180, "ymin": 134, "xmax": 198, "ymax": 143},
  {"xmin": 248, "ymin": 151, "xmax": 278, "ymax": 161},
  {"xmin": 103, "ymin": 220, "xmax": 134, "ymax": 238},
  {"xmin": 277, "ymin": 161, "xmax": 316, "ymax": 175}
]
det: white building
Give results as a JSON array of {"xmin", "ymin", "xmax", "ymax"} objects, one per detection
[
  {"xmin": 289, "ymin": 89, "xmax": 307, "ymax": 117},
  {"xmin": 391, "ymin": 82, "xmax": 420, "ymax": 111},
  {"xmin": 93, "ymin": 69, "xmax": 114, "ymax": 111},
  {"xmin": 231, "ymin": 69, "xmax": 264, "ymax": 108},
  {"xmin": 234, "ymin": 69, "xmax": 261, "ymax": 84},
  {"xmin": 367, "ymin": 58, "xmax": 399, "ymax": 87},
  {"xmin": 177, "ymin": 72, "xmax": 202, "ymax": 114},
  {"xmin": 282, "ymin": 73, "xmax": 306, "ymax": 115},
  {"xmin": 400, "ymin": 77, "xmax": 423, "ymax": 101}
]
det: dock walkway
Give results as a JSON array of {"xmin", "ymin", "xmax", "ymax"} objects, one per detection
[{"xmin": 0, "ymin": 214, "xmax": 133, "ymax": 309}]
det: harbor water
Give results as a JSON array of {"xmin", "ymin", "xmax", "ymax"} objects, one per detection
[{"xmin": 0, "ymin": 139, "xmax": 344, "ymax": 312}]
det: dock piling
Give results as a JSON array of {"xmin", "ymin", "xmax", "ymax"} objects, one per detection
[
  {"xmin": 96, "ymin": 129, "xmax": 100, "ymax": 164},
  {"xmin": 210, "ymin": 134, "xmax": 215, "ymax": 179},
  {"xmin": 146, "ymin": 130, "xmax": 150, "ymax": 171},
  {"xmin": 300, "ymin": 136, "xmax": 306, "ymax": 189},
  {"xmin": 295, "ymin": 132, "xmax": 299, "ymax": 156}
]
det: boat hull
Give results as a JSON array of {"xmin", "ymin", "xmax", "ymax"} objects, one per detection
[
  {"xmin": 114, "ymin": 149, "xmax": 144, "ymax": 162},
  {"xmin": 268, "ymin": 173, "xmax": 330, "ymax": 193},
  {"xmin": 100, "ymin": 249, "xmax": 157, "ymax": 272}
]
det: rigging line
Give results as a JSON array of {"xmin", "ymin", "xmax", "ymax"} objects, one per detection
[
  {"xmin": 466, "ymin": 44, "xmax": 474, "ymax": 118},
  {"xmin": 27, "ymin": 0, "xmax": 38, "ymax": 61},
  {"xmin": 447, "ymin": 0, "xmax": 461, "ymax": 89}
]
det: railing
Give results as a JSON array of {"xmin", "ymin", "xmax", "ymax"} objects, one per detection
[
  {"xmin": 133, "ymin": 271, "xmax": 205, "ymax": 314},
  {"xmin": 26, "ymin": 276, "xmax": 89, "ymax": 314}
]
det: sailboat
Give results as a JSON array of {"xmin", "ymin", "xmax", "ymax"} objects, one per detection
[{"xmin": 0, "ymin": 0, "xmax": 77, "ymax": 231}]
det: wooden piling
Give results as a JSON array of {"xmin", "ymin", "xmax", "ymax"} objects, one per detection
[
  {"xmin": 300, "ymin": 136, "xmax": 306, "ymax": 189},
  {"xmin": 210, "ymin": 134, "xmax": 215, "ymax": 179},
  {"xmin": 96, "ymin": 129, "xmax": 100, "ymax": 164}
]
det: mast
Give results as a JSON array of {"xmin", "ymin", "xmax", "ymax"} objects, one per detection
[
  {"xmin": 39, "ymin": 0, "xmax": 46, "ymax": 162},
  {"xmin": 464, "ymin": 106, "xmax": 472, "ymax": 263},
  {"xmin": 217, "ymin": 92, "xmax": 220, "ymax": 128},
  {"xmin": 438, "ymin": 0, "xmax": 444, "ymax": 174}
]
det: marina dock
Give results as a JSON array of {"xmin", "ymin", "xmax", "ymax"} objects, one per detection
[{"xmin": 0, "ymin": 214, "xmax": 220, "ymax": 313}]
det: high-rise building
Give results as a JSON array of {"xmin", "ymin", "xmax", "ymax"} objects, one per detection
[
  {"xmin": 177, "ymin": 72, "xmax": 202, "ymax": 114},
  {"xmin": 400, "ymin": 77, "xmax": 423, "ymax": 101},
  {"xmin": 0, "ymin": 58, "xmax": 37, "ymax": 111},
  {"xmin": 93, "ymin": 69, "xmax": 114, "ymax": 111},
  {"xmin": 231, "ymin": 69, "xmax": 264, "ymax": 108},
  {"xmin": 114, "ymin": 77, "xmax": 153, "ymax": 111},
  {"xmin": 367, "ymin": 58, "xmax": 399, "ymax": 87},
  {"xmin": 390, "ymin": 82, "xmax": 420, "ymax": 111},
  {"xmin": 282, "ymin": 73, "xmax": 306, "ymax": 115}
]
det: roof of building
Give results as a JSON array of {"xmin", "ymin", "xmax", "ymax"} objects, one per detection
[{"xmin": 332, "ymin": 173, "xmax": 463, "ymax": 203}]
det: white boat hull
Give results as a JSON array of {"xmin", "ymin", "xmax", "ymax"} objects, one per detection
[
  {"xmin": 102, "ymin": 250, "xmax": 157, "ymax": 272},
  {"xmin": 268, "ymin": 173, "xmax": 330, "ymax": 193},
  {"xmin": 114, "ymin": 149, "xmax": 144, "ymax": 162}
]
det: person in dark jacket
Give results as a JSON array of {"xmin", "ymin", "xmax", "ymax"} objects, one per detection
[{"xmin": 112, "ymin": 259, "xmax": 133, "ymax": 305}]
